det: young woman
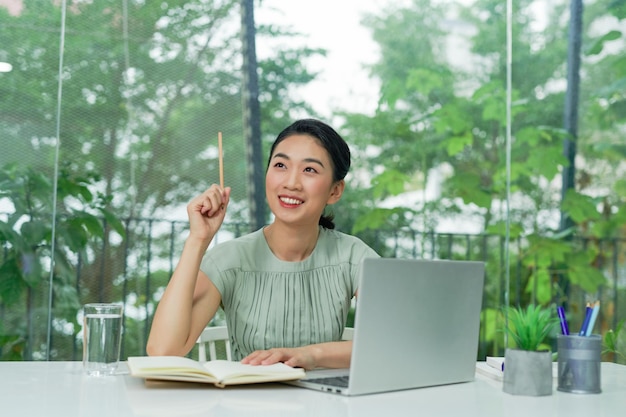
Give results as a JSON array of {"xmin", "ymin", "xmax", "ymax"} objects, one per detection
[{"xmin": 147, "ymin": 119, "xmax": 379, "ymax": 370}]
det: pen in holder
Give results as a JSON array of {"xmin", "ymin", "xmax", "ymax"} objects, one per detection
[{"xmin": 556, "ymin": 334, "xmax": 602, "ymax": 394}]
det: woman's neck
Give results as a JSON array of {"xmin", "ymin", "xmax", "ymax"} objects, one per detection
[{"xmin": 263, "ymin": 223, "xmax": 320, "ymax": 262}]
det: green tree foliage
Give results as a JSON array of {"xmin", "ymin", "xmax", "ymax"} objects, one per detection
[
  {"xmin": 336, "ymin": 0, "xmax": 625, "ymax": 354},
  {"xmin": 0, "ymin": 163, "xmax": 124, "ymax": 360},
  {"xmin": 0, "ymin": 1, "xmax": 326, "ymax": 359},
  {"xmin": 574, "ymin": 0, "xmax": 626, "ymax": 235},
  {"xmin": 0, "ymin": 1, "xmax": 323, "ymax": 217}
]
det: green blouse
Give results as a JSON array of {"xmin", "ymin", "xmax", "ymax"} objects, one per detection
[{"xmin": 199, "ymin": 227, "xmax": 379, "ymax": 360}]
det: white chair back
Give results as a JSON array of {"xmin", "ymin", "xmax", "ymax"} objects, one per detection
[
  {"xmin": 196, "ymin": 326, "xmax": 354, "ymax": 362},
  {"xmin": 197, "ymin": 326, "xmax": 231, "ymax": 362}
]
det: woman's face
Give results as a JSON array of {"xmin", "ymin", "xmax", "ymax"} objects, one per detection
[{"xmin": 265, "ymin": 134, "xmax": 344, "ymax": 226}]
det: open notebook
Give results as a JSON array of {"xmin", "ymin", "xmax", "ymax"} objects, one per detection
[{"xmin": 285, "ymin": 257, "xmax": 485, "ymax": 396}]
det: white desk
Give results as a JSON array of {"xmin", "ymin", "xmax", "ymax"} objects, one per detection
[{"xmin": 1, "ymin": 361, "xmax": 624, "ymax": 417}]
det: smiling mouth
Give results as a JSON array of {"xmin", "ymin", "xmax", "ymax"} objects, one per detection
[{"xmin": 279, "ymin": 196, "xmax": 303, "ymax": 205}]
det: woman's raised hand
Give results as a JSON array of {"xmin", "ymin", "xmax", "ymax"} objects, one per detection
[{"xmin": 187, "ymin": 185, "xmax": 231, "ymax": 242}]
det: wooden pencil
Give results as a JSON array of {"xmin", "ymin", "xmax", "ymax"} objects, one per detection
[{"xmin": 218, "ymin": 131, "xmax": 224, "ymax": 189}]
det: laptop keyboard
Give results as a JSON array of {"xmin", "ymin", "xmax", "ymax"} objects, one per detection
[{"xmin": 307, "ymin": 375, "xmax": 350, "ymax": 388}]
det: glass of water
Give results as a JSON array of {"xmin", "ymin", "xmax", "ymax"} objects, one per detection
[{"xmin": 83, "ymin": 303, "xmax": 124, "ymax": 377}]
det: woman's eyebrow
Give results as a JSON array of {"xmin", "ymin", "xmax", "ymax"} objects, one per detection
[{"xmin": 272, "ymin": 153, "xmax": 325, "ymax": 168}]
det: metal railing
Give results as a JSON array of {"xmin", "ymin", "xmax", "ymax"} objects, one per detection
[{"xmin": 2, "ymin": 218, "xmax": 625, "ymax": 361}]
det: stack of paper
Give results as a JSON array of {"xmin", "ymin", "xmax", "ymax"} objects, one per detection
[
  {"xmin": 475, "ymin": 356, "xmax": 558, "ymax": 382},
  {"xmin": 475, "ymin": 357, "xmax": 505, "ymax": 381}
]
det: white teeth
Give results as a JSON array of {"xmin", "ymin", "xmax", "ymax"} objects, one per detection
[{"xmin": 280, "ymin": 197, "xmax": 303, "ymax": 205}]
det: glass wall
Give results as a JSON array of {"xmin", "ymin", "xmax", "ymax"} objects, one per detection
[{"xmin": 1, "ymin": 0, "xmax": 624, "ymax": 361}]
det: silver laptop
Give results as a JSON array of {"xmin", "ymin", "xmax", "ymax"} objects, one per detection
[{"xmin": 285, "ymin": 258, "xmax": 485, "ymax": 396}]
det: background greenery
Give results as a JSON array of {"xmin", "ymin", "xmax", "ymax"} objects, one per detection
[{"xmin": 1, "ymin": 0, "xmax": 625, "ymax": 362}]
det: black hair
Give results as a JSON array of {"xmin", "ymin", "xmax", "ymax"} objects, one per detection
[{"xmin": 267, "ymin": 119, "xmax": 351, "ymax": 229}]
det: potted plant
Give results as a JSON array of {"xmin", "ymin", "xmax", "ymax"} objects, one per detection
[{"xmin": 502, "ymin": 304, "xmax": 558, "ymax": 396}]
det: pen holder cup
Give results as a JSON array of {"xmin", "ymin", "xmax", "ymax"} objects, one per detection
[{"xmin": 557, "ymin": 334, "xmax": 601, "ymax": 394}]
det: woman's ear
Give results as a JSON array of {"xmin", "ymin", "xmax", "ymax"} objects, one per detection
[{"xmin": 326, "ymin": 180, "xmax": 345, "ymax": 205}]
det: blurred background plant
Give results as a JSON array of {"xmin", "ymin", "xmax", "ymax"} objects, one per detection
[
  {"xmin": 0, "ymin": 163, "xmax": 124, "ymax": 360},
  {"xmin": 603, "ymin": 319, "xmax": 626, "ymax": 364}
]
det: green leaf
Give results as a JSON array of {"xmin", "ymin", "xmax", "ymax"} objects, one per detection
[
  {"xmin": 406, "ymin": 68, "xmax": 444, "ymax": 96},
  {"xmin": 525, "ymin": 145, "xmax": 568, "ymax": 179},
  {"xmin": 0, "ymin": 333, "xmax": 26, "ymax": 361},
  {"xmin": 351, "ymin": 207, "xmax": 409, "ymax": 234},
  {"xmin": 0, "ymin": 221, "xmax": 18, "ymax": 244},
  {"xmin": 0, "ymin": 257, "xmax": 27, "ymax": 306},
  {"xmin": 433, "ymin": 101, "xmax": 472, "ymax": 135},
  {"xmin": 445, "ymin": 132, "xmax": 473, "ymax": 156},
  {"xmin": 380, "ymin": 79, "xmax": 405, "ymax": 109},
  {"xmin": 448, "ymin": 174, "xmax": 492, "ymax": 208},
  {"xmin": 585, "ymin": 30, "xmax": 622, "ymax": 56},
  {"xmin": 524, "ymin": 268, "xmax": 552, "ymax": 305},
  {"xmin": 515, "ymin": 126, "xmax": 543, "ymax": 146},
  {"xmin": 352, "ymin": 208, "xmax": 390, "ymax": 234},
  {"xmin": 482, "ymin": 98, "xmax": 505, "ymax": 122},
  {"xmin": 20, "ymin": 220, "xmax": 49, "ymax": 245},
  {"xmin": 62, "ymin": 218, "xmax": 89, "ymax": 252},
  {"xmin": 590, "ymin": 218, "xmax": 621, "ymax": 239},
  {"xmin": 603, "ymin": 319, "xmax": 626, "ymax": 362},
  {"xmin": 485, "ymin": 221, "xmax": 524, "ymax": 238},
  {"xmin": 614, "ymin": 179, "xmax": 626, "ymax": 198},
  {"xmin": 609, "ymin": 1, "xmax": 626, "ymax": 19},
  {"xmin": 370, "ymin": 170, "xmax": 410, "ymax": 199},
  {"xmin": 472, "ymin": 80, "xmax": 499, "ymax": 102},
  {"xmin": 522, "ymin": 235, "xmax": 572, "ymax": 268},
  {"xmin": 561, "ymin": 190, "xmax": 601, "ymax": 223},
  {"xmin": 565, "ymin": 253, "xmax": 607, "ymax": 293},
  {"xmin": 101, "ymin": 209, "xmax": 127, "ymax": 238},
  {"xmin": 76, "ymin": 213, "xmax": 105, "ymax": 239}
]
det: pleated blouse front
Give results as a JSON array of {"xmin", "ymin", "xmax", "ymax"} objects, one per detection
[{"xmin": 199, "ymin": 227, "xmax": 379, "ymax": 360}]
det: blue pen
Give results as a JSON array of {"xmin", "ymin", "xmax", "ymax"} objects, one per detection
[
  {"xmin": 579, "ymin": 304, "xmax": 593, "ymax": 336},
  {"xmin": 557, "ymin": 306, "xmax": 569, "ymax": 335},
  {"xmin": 584, "ymin": 301, "xmax": 600, "ymax": 337}
]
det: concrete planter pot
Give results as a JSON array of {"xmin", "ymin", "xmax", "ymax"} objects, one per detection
[{"xmin": 502, "ymin": 348, "xmax": 553, "ymax": 396}]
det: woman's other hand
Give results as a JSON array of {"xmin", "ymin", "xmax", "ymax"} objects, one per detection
[{"xmin": 241, "ymin": 346, "xmax": 319, "ymax": 370}]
